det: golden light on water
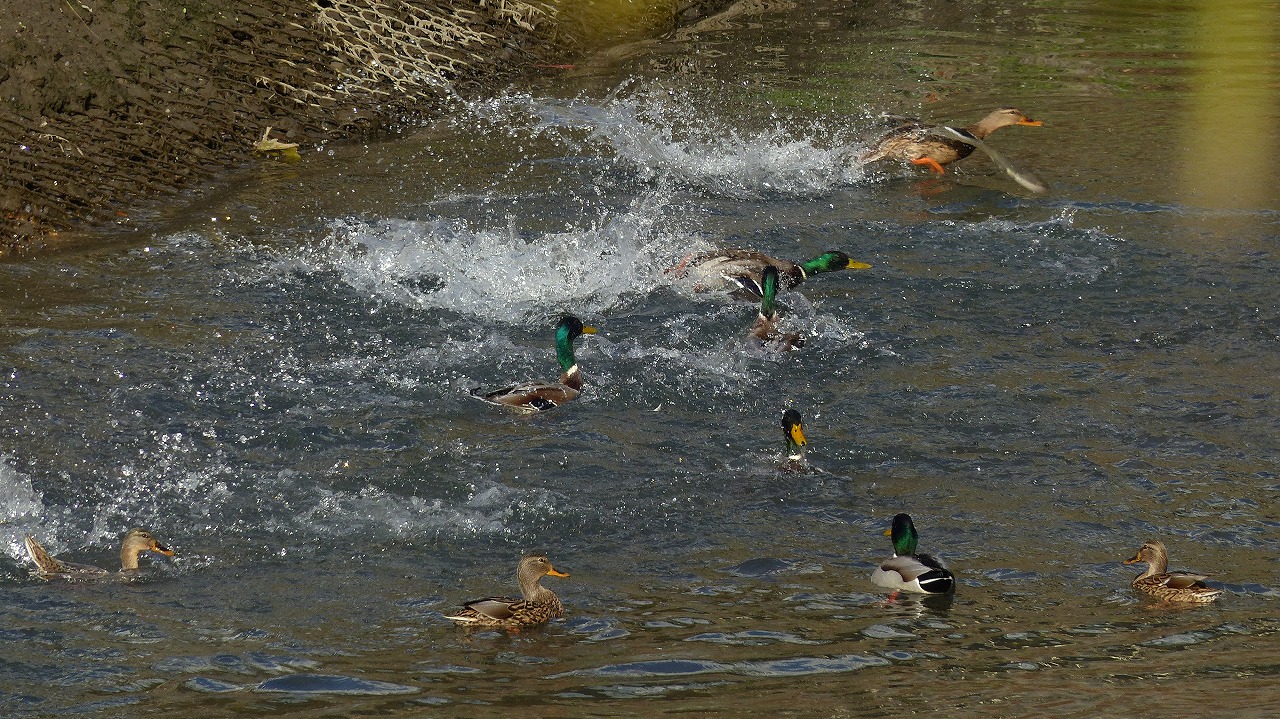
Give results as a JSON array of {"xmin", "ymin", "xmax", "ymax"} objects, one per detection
[
  {"xmin": 1179, "ymin": 0, "xmax": 1280, "ymax": 211},
  {"xmin": 557, "ymin": 0, "xmax": 683, "ymax": 49}
]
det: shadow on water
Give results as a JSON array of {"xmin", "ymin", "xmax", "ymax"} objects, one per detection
[{"xmin": 1, "ymin": 0, "xmax": 1278, "ymax": 717}]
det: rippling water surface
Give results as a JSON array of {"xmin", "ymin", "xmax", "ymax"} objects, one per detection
[{"xmin": 2, "ymin": 1, "xmax": 1278, "ymax": 716}]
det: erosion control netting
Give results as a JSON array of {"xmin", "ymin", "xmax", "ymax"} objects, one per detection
[{"xmin": 0, "ymin": 0, "xmax": 554, "ymax": 251}]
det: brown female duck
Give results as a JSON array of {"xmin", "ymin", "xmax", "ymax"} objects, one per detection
[
  {"xmin": 25, "ymin": 527, "xmax": 175, "ymax": 579},
  {"xmin": 861, "ymin": 107, "xmax": 1042, "ymax": 175},
  {"xmin": 1124, "ymin": 540, "xmax": 1220, "ymax": 603},
  {"xmin": 444, "ymin": 554, "xmax": 571, "ymax": 629}
]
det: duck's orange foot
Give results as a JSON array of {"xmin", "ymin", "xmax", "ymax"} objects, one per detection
[
  {"xmin": 665, "ymin": 253, "xmax": 694, "ymax": 276},
  {"xmin": 911, "ymin": 157, "xmax": 947, "ymax": 175}
]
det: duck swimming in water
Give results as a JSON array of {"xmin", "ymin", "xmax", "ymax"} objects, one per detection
[
  {"xmin": 781, "ymin": 408, "xmax": 807, "ymax": 462},
  {"xmin": 444, "ymin": 554, "xmax": 571, "ymax": 629},
  {"xmin": 871, "ymin": 513, "xmax": 955, "ymax": 597},
  {"xmin": 1124, "ymin": 540, "xmax": 1220, "ymax": 604},
  {"xmin": 671, "ymin": 248, "xmax": 870, "ymax": 299},
  {"xmin": 24, "ymin": 527, "xmax": 175, "ymax": 579},
  {"xmin": 473, "ymin": 316, "xmax": 597, "ymax": 412},
  {"xmin": 747, "ymin": 266, "xmax": 804, "ymax": 351}
]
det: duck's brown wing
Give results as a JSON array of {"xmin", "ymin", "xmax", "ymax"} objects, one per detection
[
  {"xmin": 1159, "ymin": 571, "xmax": 1212, "ymax": 590},
  {"xmin": 747, "ymin": 314, "xmax": 803, "ymax": 352},
  {"xmin": 680, "ymin": 250, "xmax": 802, "ymax": 296},
  {"xmin": 24, "ymin": 536, "xmax": 109, "ymax": 578},
  {"xmin": 445, "ymin": 596, "xmax": 561, "ymax": 626},
  {"xmin": 462, "ymin": 597, "xmax": 521, "ymax": 621},
  {"xmin": 25, "ymin": 536, "xmax": 68, "ymax": 575},
  {"xmin": 929, "ymin": 126, "xmax": 1047, "ymax": 193},
  {"xmin": 473, "ymin": 382, "xmax": 580, "ymax": 413}
]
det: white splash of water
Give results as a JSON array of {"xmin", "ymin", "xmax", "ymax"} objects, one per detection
[
  {"xmin": 478, "ymin": 88, "xmax": 871, "ymax": 198},
  {"xmin": 0, "ymin": 455, "xmax": 45, "ymax": 559},
  {"xmin": 309, "ymin": 191, "xmax": 702, "ymax": 323},
  {"xmin": 269, "ymin": 480, "xmax": 566, "ymax": 542}
]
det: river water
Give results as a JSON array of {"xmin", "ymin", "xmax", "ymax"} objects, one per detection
[{"xmin": 2, "ymin": 1, "xmax": 1278, "ymax": 717}]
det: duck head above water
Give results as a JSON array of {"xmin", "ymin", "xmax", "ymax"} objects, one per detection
[
  {"xmin": 121, "ymin": 528, "xmax": 175, "ymax": 571},
  {"xmin": 966, "ymin": 107, "xmax": 1043, "ymax": 139},
  {"xmin": 781, "ymin": 408, "xmax": 807, "ymax": 460},
  {"xmin": 800, "ymin": 250, "xmax": 872, "ymax": 278}
]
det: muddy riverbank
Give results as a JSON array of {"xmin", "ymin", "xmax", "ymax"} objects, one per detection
[{"xmin": 0, "ymin": 0, "xmax": 724, "ymax": 254}]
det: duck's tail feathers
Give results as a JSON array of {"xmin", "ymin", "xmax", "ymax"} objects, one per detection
[
  {"xmin": 24, "ymin": 535, "xmax": 66, "ymax": 575},
  {"xmin": 917, "ymin": 569, "xmax": 955, "ymax": 594}
]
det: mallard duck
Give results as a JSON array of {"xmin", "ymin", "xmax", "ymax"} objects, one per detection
[
  {"xmin": 871, "ymin": 513, "xmax": 955, "ymax": 597},
  {"xmin": 1123, "ymin": 540, "xmax": 1220, "ymax": 604},
  {"xmin": 473, "ymin": 316, "xmax": 597, "ymax": 412},
  {"xmin": 861, "ymin": 107, "xmax": 1042, "ymax": 175},
  {"xmin": 24, "ymin": 527, "xmax": 175, "ymax": 579},
  {"xmin": 747, "ymin": 266, "xmax": 804, "ymax": 351},
  {"xmin": 781, "ymin": 408, "xmax": 807, "ymax": 462},
  {"xmin": 671, "ymin": 248, "xmax": 871, "ymax": 298},
  {"xmin": 444, "ymin": 554, "xmax": 570, "ymax": 629}
]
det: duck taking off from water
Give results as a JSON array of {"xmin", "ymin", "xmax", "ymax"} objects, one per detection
[
  {"xmin": 24, "ymin": 528, "xmax": 175, "ymax": 579},
  {"xmin": 444, "ymin": 554, "xmax": 571, "ymax": 629},
  {"xmin": 861, "ymin": 107, "xmax": 1045, "ymax": 190},
  {"xmin": 670, "ymin": 248, "xmax": 871, "ymax": 299},
  {"xmin": 871, "ymin": 513, "xmax": 955, "ymax": 597},
  {"xmin": 1124, "ymin": 540, "xmax": 1220, "ymax": 604},
  {"xmin": 473, "ymin": 316, "xmax": 597, "ymax": 412},
  {"xmin": 747, "ymin": 266, "xmax": 804, "ymax": 351}
]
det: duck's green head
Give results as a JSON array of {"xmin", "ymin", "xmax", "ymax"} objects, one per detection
[
  {"xmin": 555, "ymin": 315, "xmax": 597, "ymax": 372},
  {"xmin": 885, "ymin": 513, "xmax": 919, "ymax": 556},
  {"xmin": 802, "ymin": 250, "xmax": 872, "ymax": 276},
  {"xmin": 781, "ymin": 408, "xmax": 807, "ymax": 459},
  {"xmin": 760, "ymin": 265, "xmax": 781, "ymax": 317}
]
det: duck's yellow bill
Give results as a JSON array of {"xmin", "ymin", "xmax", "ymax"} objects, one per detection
[
  {"xmin": 790, "ymin": 425, "xmax": 807, "ymax": 447},
  {"xmin": 1122, "ymin": 555, "xmax": 1140, "ymax": 565},
  {"xmin": 846, "ymin": 260, "xmax": 873, "ymax": 270},
  {"xmin": 883, "ymin": 528, "xmax": 893, "ymax": 537},
  {"xmin": 547, "ymin": 568, "xmax": 572, "ymax": 578},
  {"xmin": 1018, "ymin": 119, "xmax": 1043, "ymax": 127},
  {"xmin": 581, "ymin": 326, "xmax": 598, "ymax": 335}
]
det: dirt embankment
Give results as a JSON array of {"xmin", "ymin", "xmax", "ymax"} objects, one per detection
[{"xmin": 0, "ymin": 0, "xmax": 722, "ymax": 255}]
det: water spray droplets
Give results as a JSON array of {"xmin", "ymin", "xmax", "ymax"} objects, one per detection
[
  {"xmin": 479, "ymin": 88, "xmax": 872, "ymax": 198},
  {"xmin": 317, "ymin": 192, "xmax": 690, "ymax": 325}
]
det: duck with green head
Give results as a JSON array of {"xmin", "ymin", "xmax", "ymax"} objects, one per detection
[
  {"xmin": 25, "ymin": 527, "xmax": 176, "ymax": 580},
  {"xmin": 748, "ymin": 266, "xmax": 803, "ymax": 351},
  {"xmin": 671, "ymin": 248, "xmax": 871, "ymax": 298},
  {"xmin": 871, "ymin": 513, "xmax": 955, "ymax": 597},
  {"xmin": 781, "ymin": 408, "xmax": 807, "ymax": 462},
  {"xmin": 474, "ymin": 316, "xmax": 597, "ymax": 412}
]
